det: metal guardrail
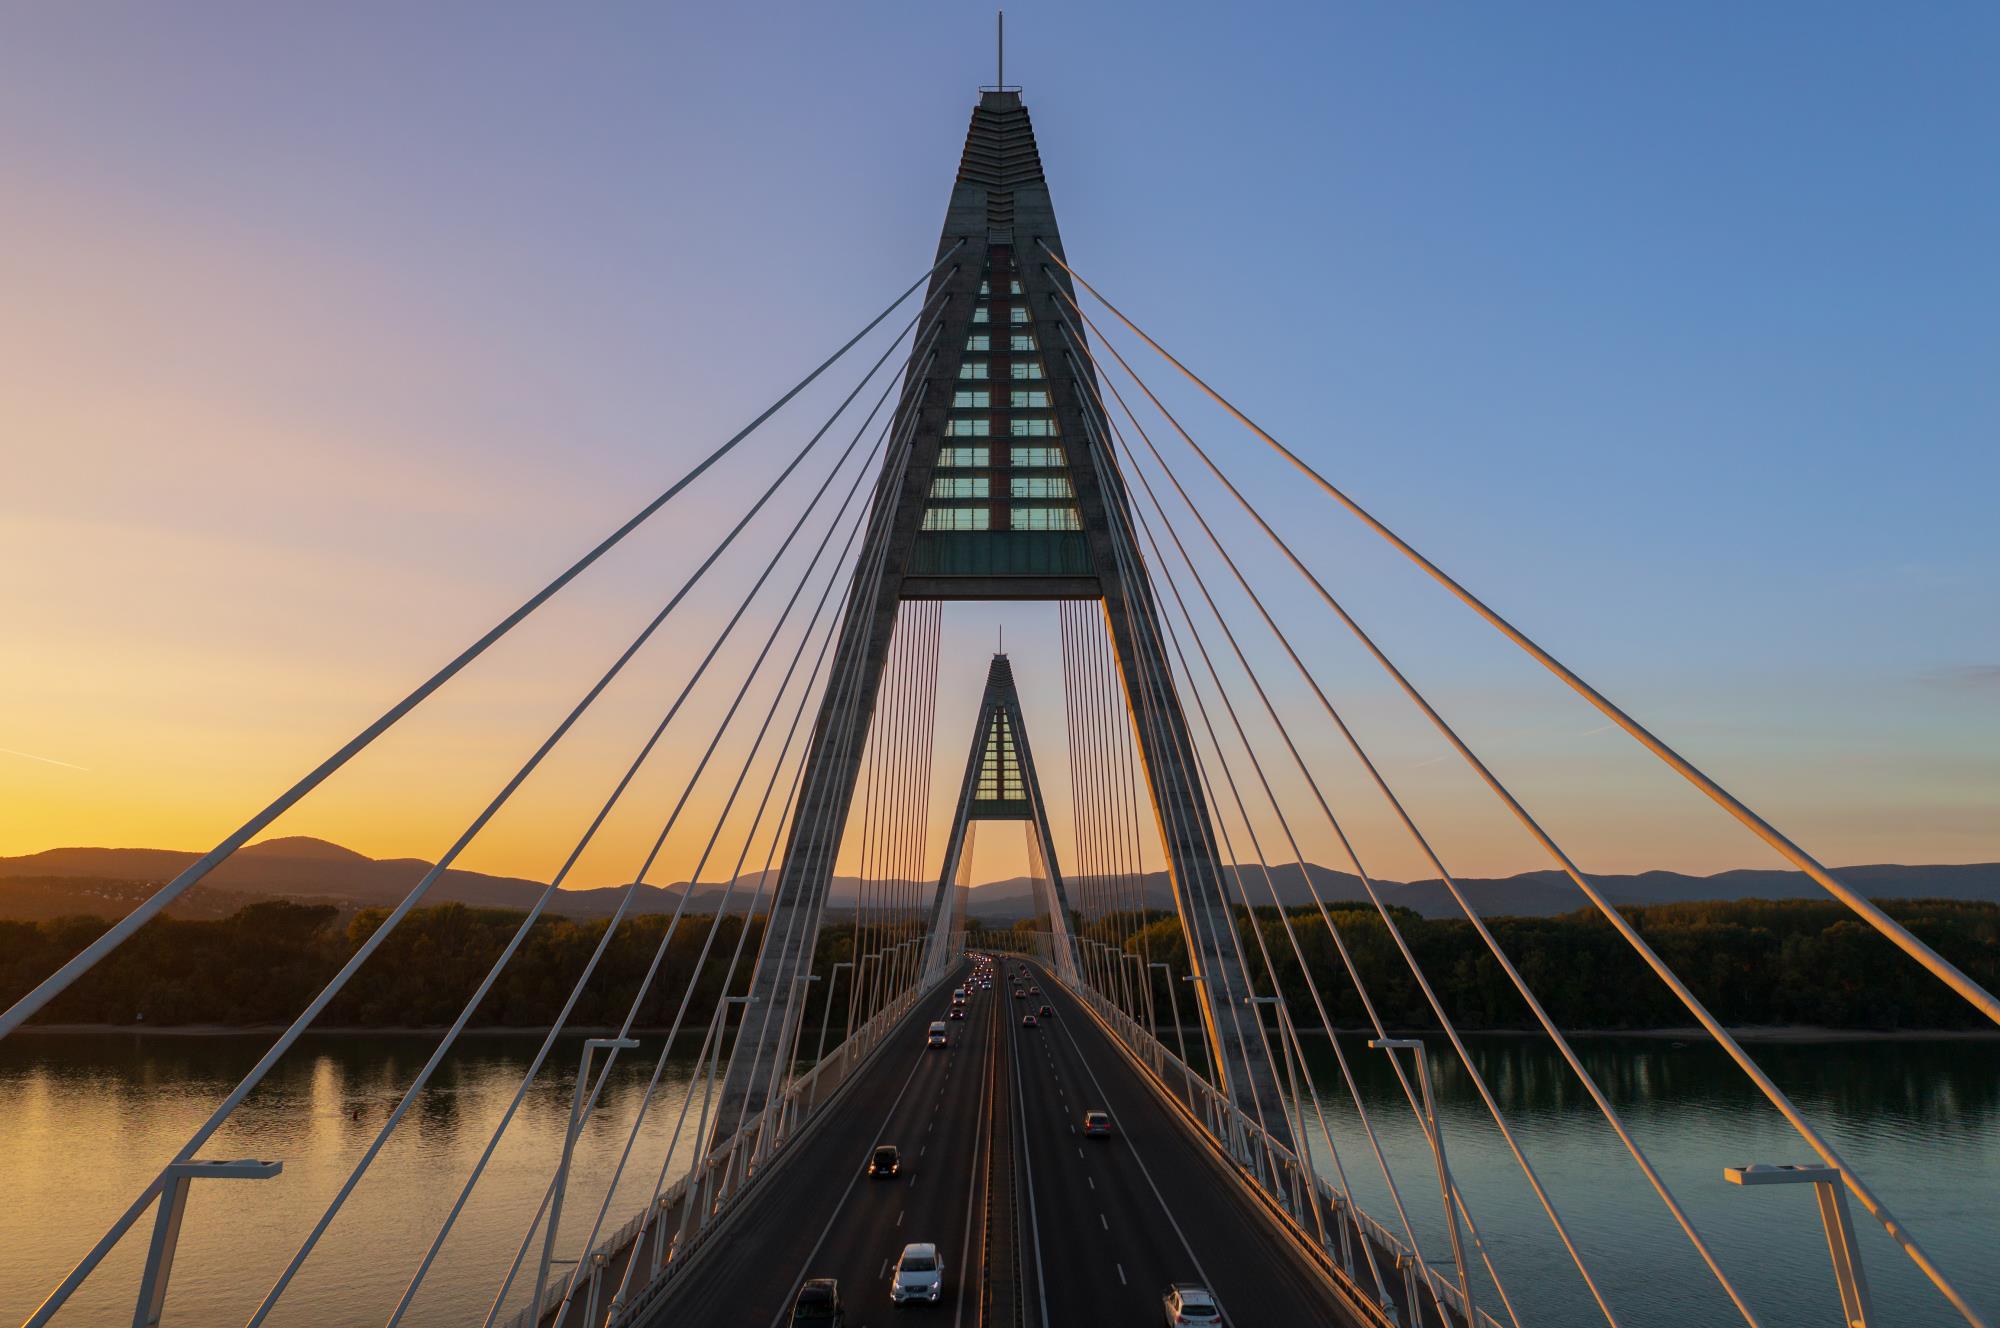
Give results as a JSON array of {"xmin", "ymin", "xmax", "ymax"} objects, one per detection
[
  {"xmin": 1066, "ymin": 976, "xmax": 1505, "ymax": 1328},
  {"xmin": 496, "ymin": 970, "xmax": 948, "ymax": 1328}
]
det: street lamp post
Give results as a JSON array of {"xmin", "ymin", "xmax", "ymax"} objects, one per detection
[
  {"xmin": 534, "ymin": 1036, "xmax": 640, "ymax": 1319},
  {"xmin": 134, "ymin": 1159, "xmax": 281, "ymax": 1328},
  {"xmin": 1725, "ymin": 1163, "xmax": 1873, "ymax": 1327},
  {"xmin": 1372, "ymin": 1038, "xmax": 1473, "ymax": 1322}
]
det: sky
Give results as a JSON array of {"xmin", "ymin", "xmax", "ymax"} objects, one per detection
[{"xmin": 2, "ymin": 2, "xmax": 1995, "ymax": 891}]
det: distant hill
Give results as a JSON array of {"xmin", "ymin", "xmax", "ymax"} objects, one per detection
[
  {"xmin": 958, "ymin": 861, "xmax": 2000, "ymax": 921},
  {"xmin": 4, "ymin": 837, "xmax": 1995, "ymax": 925},
  {"xmin": 0, "ymin": 837, "xmax": 869, "ymax": 922}
]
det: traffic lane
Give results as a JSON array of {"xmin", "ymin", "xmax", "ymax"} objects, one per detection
[
  {"xmin": 1030, "ymin": 961, "xmax": 1355, "ymax": 1327},
  {"xmin": 1012, "ymin": 987, "xmax": 1218, "ymax": 1326},
  {"xmin": 804, "ymin": 980, "xmax": 995, "ymax": 1325},
  {"xmin": 1010, "ymin": 997, "xmax": 1182, "ymax": 1325},
  {"xmin": 650, "ymin": 962, "xmax": 970, "ymax": 1327}
]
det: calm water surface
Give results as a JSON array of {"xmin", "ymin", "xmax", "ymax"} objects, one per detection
[{"xmin": 3, "ymin": 1032, "xmax": 1995, "ymax": 1326}]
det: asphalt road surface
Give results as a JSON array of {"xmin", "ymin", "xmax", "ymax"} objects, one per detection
[
  {"xmin": 1007, "ymin": 958, "xmax": 1351, "ymax": 1327},
  {"xmin": 649, "ymin": 957, "xmax": 996, "ymax": 1327},
  {"xmin": 646, "ymin": 954, "xmax": 1354, "ymax": 1327}
]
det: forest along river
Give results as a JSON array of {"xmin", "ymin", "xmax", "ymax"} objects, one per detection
[{"xmin": 2, "ymin": 1031, "xmax": 1997, "ymax": 1326}]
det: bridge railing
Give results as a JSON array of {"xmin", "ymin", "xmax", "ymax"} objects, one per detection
[
  {"xmin": 501, "ymin": 964, "xmax": 948, "ymax": 1328},
  {"xmin": 1065, "ymin": 971, "xmax": 1502, "ymax": 1328}
]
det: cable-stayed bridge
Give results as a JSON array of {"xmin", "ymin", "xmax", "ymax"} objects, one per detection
[{"xmin": 8, "ymin": 81, "xmax": 1996, "ymax": 1328}]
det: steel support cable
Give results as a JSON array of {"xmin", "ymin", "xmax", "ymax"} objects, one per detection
[
  {"xmin": 1122, "ymin": 489, "xmax": 1401, "ymax": 1248},
  {"xmin": 1059, "ymin": 604, "xmax": 1103, "ymax": 994},
  {"xmin": 1062, "ymin": 300, "xmax": 1990, "ymax": 1327},
  {"xmin": 24, "ymin": 295, "xmax": 942, "ymax": 1328},
  {"xmin": 1104, "ymin": 616, "xmax": 1152, "ymax": 1012},
  {"xmin": 0, "ymin": 247, "xmax": 962, "ymax": 1049},
  {"xmin": 1095, "ymin": 349, "xmax": 1747, "ymax": 1328},
  {"xmin": 1108, "ymin": 612, "xmax": 1160, "ymax": 1028},
  {"xmin": 1081, "ymin": 601, "xmax": 1126, "ymax": 1008},
  {"xmin": 1125, "ymin": 479, "xmax": 1510, "ymax": 1326},
  {"xmin": 384, "ymin": 388, "xmax": 905, "ymax": 1328},
  {"xmin": 238, "ymin": 309, "xmax": 932, "ymax": 1328},
  {"xmin": 537, "ymin": 465, "xmax": 876, "ymax": 1326},
  {"xmin": 1069, "ymin": 358, "xmax": 1297, "ymax": 1126},
  {"xmin": 1096, "ymin": 601, "xmax": 1149, "ymax": 1014},
  {"xmin": 717, "ymin": 370, "xmax": 937, "ymax": 1158},
  {"xmin": 1076, "ymin": 603, "xmax": 1126, "ymax": 1002},
  {"xmin": 1071, "ymin": 348, "xmax": 1510, "ymax": 1309},
  {"xmin": 1073, "ymin": 323, "xmax": 1554, "ymax": 1325},
  {"xmin": 1104, "ymin": 612, "xmax": 1152, "ymax": 1016},
  {"xmin": 729, "ymin": 375, "xmax": 936, "ymax": 1128},
  {"xmin": 608, "ymin": 734, "xmax": 818, "ymax": 1315},
  {"xmin": 1064, "ymin": 602, "xmax": 1110, "ymax": 997},
  {"xmin": 728, "ymin": 467, "xmax": 914, "ymax": 1130},
  {"xmin": 1037, "ymin": 243, "xmax": 2000, "ymax": 1036},
  {"xmin": 915, "ymin": 601, "xmax": 941, "ymax": 980},
  {"xmin": 1072, "ymin": 400, "xmax": 1283, "ymax": 1163},
  {"xmin": 533, "ymin": 391, "xmax": 894, "ymax": 1317},
  {"xmin": 1091, "ymin": 502, "xmax": 1264, "ymax": 1122}
]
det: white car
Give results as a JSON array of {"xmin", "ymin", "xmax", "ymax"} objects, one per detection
[
  {"xmin": 1162, "ymin": 1283, "xmax": 1223, "ymax": 1325},
  {"xmin": 891, "ymin": 1242, "xmax": 944, "ymax": 1304}
]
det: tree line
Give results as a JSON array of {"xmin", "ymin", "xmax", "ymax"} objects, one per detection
[
  {"xmin": 0, "ymin": 901, "xmax": 914, "ymax": 1031},
  {"xmin": 1078, "ymin": 897, "xmax": 2000, "ymax": 1032},
  {"xmin": 3, "ymin": 896, "xmax": 1995, "ymax": 1031}
]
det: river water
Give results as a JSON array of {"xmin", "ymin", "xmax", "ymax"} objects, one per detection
[{"xmin": 2, "ymin": 1031, "xmax": 1995, "ymax": 1327}]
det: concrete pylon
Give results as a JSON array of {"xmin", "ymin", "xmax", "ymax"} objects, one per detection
[
  {"xmin": 919, "ymin": 654, "xmax": 1081, "ymax": 986},
  {"xmin": 707, "ymin": 86, "xmax": 1293, "ymax": 1156}
]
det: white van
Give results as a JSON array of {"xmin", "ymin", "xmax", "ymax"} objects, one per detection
[{"xmin": 926, "ymin": 1021, "xmax": 949, "ymax": 1048}]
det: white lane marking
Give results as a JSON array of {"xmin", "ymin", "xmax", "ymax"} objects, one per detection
[
  {"xmin": 1009, "ymin": 983, "xmax": 1052, "ymax": 1328},
  {"xmin": 1076, "ymin": 1146, "xmax": 1084, "ymax": 1159},
  {"xmin": 1117, "ymin": 1262, "xmax": 1127, "ymax": 1285},
  {"xmin": 1036, "ymin": 963, "xmax": 1223, "ymax": 1306},
  {"xmin": 1099, "ymin": 1212, "xmax": 1108, "ymax": 1230},
  {"xmin": 897, "ymin": 1209, "xmax": 905, "ymax": 1227},
  {"xmin": 921, "ymin": 1144, "xmax": 927, "ymax": 1156},
  {"xmin": 1087, "ymin": 1176, "xmax": 1095, "ymax": 1191},
  {"xmin": 765, "ymin": 1009, "xmax": 937, "ymax": 1328},
  {"xmin": 879, "ymin": 1258, "xmax": 888, "ymax": 1278}
]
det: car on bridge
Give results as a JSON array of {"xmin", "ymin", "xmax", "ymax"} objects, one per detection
[
  {"xmin": 1038, "ymin": 1004, "xmax": 1052, "ymax": 1018},
  {"xmin": 1082, "ymin": 1110, "xmax": 1112, "ymax": 1138},
  {"xmin": 868, "ymin": 1144, "xmax": 900, "ymax": 1179},
  {"xmin": 791, "ymin": 1278, "xmax": 845, "ymax": 1325},
  {"xmin": 1013, "ymin": 988, "xmax": 1026, "ymax": 999},
  {"xmin": 890, "ymin": 1242, "xmax": 944, "ymax": 1305},
  {"xmin": 926, "ymin": 1021, "xmax": 949, "ymax": 1048},
  {"xmin": 1162, "ymin": 1283, "xmax": 1224, "ymax": 1325},
  {"xmin": 947, "ymin": 1006, "xmax": 965, "ymax": 1020},
  {"xmin": 1020, "ymin": 1013, "xmax": 1038, "ymax": 1028}
]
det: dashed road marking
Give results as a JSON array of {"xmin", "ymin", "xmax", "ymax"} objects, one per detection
[
  {"xmin": 1117, "ymin": 1262, "xmax": 1127, "ymax": 1285},
  {"xmin": 1099, "ymin": 1212, "xmax": 1108, "ymax": 1230}
]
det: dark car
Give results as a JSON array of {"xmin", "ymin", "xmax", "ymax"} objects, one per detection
[
  {"xmin": 1021, "ymin": 1013, "xmax": 1038, "ymax": 1028},
  {"xmin": 868, "ymin": 1144, "xmax": 900, "ymax": 1178},
  {"xmin": 1038, "ymin": 1004, "xmax": 1052, "ymax": 1017},
  {"xmin": 948, "ymin": 1006, "xmax": 966, "ymax": 1020},
  {"xmin": 1083, "ymin": 1109, "xmax": 1113, "ymax": 1138},
  {"xmin": 793, "ymin": 1278, "xmax": 844, "ymax": 1325}
]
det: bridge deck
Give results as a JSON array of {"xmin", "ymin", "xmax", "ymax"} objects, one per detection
[{"xmin": 615, "ymin": 956, "xmax": 1394, "ymax": 1328}]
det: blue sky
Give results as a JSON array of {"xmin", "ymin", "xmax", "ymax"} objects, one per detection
[{"xmin": 2, "ymin": 2, "xmax": 1994, "ymax": 882}]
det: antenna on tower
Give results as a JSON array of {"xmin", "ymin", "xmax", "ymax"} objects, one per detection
[{"xmin": 983, "ymin": 10, "xmax": 1018, "ymax": 93}]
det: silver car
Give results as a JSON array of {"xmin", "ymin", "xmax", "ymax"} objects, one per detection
[{"xmin": 891, "ymin": 1242, "xmax": 944, "ymax": 1305}]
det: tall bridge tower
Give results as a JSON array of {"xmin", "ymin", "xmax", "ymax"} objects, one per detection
[
  {"xmin": 711, "ymin": 87, "xmax": 1292, "ymax": 1151},
  {"xmin": 919, "ymin": 652, "xmax": 1081, "ymax": 985}
]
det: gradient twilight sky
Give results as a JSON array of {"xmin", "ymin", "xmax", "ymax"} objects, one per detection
[{"xmin": 2, "ymin": 3, "xmax": 1995, "ymax": 891}]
